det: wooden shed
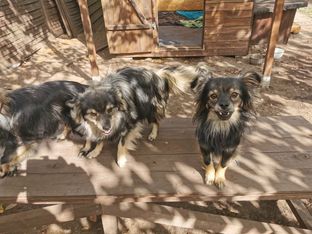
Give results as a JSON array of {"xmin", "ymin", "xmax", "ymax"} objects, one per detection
[
  {"xmin": 100, "ymin": 0, "xmax": 308, "ymax": 57},
  {"xmin": 101, "ymin": 0, "xmax": 255, "ymax": 57}
]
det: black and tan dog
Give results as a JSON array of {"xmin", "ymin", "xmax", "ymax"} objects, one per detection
[
  {"xmin": 191, "ymin": 68, "xmax": 261, "ymax": 188},
  {"xmin": 0, "ymin": 81, "xmax": 87, "ymax": 177},
  {"xmin": 67, "ymin": 65, "xmax": 201, "ymax": 167}
]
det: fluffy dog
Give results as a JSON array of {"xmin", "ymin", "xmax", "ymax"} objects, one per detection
[
  {"xmin": 0, "ymin": 81, "xmax": 87, "ymax": 177},
  {"xmin": 191, "ymin": 69, "xmax": 261, "ymax": 188},
  {"xmin": 67, "ymin": 65, "xmax": 200, "ymax": 166}
]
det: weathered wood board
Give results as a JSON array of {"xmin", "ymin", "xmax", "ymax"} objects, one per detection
[{"xmin": 0, "ymin": 116, "xmax": 312, "ymax": 204}]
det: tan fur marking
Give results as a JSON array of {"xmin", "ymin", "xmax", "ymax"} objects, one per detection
[
  {"xmin": 148, "ymin": 123, "xmax": 159, "ymax": 141},
  {"xmin": 0, "ymin": 143, "xmax": 35, "ymax": 176},
  {"xmin": 204, "ymin": 163, "xmax": 216, "ymax": 185},
  {"xmin": 85, "ymin": 141, "xmax": 104, "ymax": 159},
  {"xmin": 56, "ymin": 125, "xmax": 71, "ymax": 140},
  {"xmin": 215, "ymin": 163, "xmax": 228, "ymax": 189},
  {"xmin": 117, "ymin": 123, "xmax": 143, "ymax": 167}
]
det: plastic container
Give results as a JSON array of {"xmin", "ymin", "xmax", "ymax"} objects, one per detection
[{"xmin": 274, "ymin": 47, "xmax": 285, "ymax": 60}]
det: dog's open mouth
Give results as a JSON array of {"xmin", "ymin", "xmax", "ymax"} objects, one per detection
[
  {"xmin": 101, "ymin": 128, "xmax": 112, "ymax": 135},
  {"xmin": 216, "ymin": 111, "xmax": 232, "ymax": 120}
]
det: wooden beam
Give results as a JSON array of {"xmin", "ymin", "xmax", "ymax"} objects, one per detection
[
  {"xmin": 262, "ymin": 0, "xmax": 285, "ymax": 87},
  {"xmin": 287, "ymin": 200, "xmax": 312, "ymax": 230},
  {"xmin": 2, "ymin": 203, "xmax": 311, "ymax": 234},
  {"xmin": 78, "ymin": 0, "xmax": 100, "ymax": 78},
  {"xmin": 158, "ymin": 0, "xmax": 204, "ymax": 11}
]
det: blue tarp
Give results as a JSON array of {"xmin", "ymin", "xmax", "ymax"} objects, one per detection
[{"xmin": 176, "ymin": 10, "xmax": 203, "ymax": 20}]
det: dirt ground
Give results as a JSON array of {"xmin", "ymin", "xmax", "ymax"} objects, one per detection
[{"xmin": 1, "ymin": 5, "xmax": 312, "ymax": 234}]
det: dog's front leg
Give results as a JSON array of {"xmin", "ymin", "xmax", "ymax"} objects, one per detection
[
  {"xmin": 79, "ymin": 140, "xmax": 104, "ymax": 159},
  {"xmin": 117, "ymin": 137, "xmax": 128, "ymax": 168},
  {"xmin": 0, "ymin": 144, "xmax": 34, "ymax": 178},
  {"xmin": 214, "ymin": 149, "xmax": 236, "ymax": 189},
  {"xmin": 148, "ymin": 122, "xmax": 159, "ymax": 141},
  {"xmin": 117, "ymin": 123, "xmax": 143, "ymax": 167},
  {"xmin": 201, "ymin": 147, "xmax": 215, "ymax": 185},
  {"xmin": 56, "ymin": 125, "xmax": 71, "ymax": 141}
]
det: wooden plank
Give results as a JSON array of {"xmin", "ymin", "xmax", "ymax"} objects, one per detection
[
  {"xmin": 254, "ymin": 0, "xmax": 308, "ymax": 14},
  {"xmin": 158, "ymin": 0, "xmax": 203, "ymax": 11},
  {"xmin": 0, "ymin": 204, "xmax": 102, "ymax": 234},
  {"xmin": 106, "ymin": 24, "xmax": 151, "ymax": 31},
  {"xmin": 106, "ymin": 29, "xmax": 154, "ymax": 54},
  {"xmin": 1, "ymin": 202, "xmax": 311, "ymax": 234},
  {"xmin": 100, "ymin": 203, "xmax": 312, "ymax": 234},
  {"xmin": 102, "ymin": 0, "xmax": 155, "ymax": 54},
  {"xmin": 288, "ymin": 200, "xmax": 312, "ymax": 229},
  {"xmin": 55, "ymin": 0, "xmax": 73, "ymax": 37},
  {"xmin": 205, "ymin": 2, "xmax": 253, "ymax": 11},
  {"xmin": 0, "ymin": 116, "xmax": 312, "ymax": 203},
  {"xmin": 101, "ymin": 214, "xmax": 119, "ymax": 234},
  {"xmin": 78, "ymin": 0, "xmax": 99, "ymax": 77},
  {"xmin": 39, "ymin": 0, "xmax": 63, "ymax": 37},
  {"xmin": 128, "ymin": 0, "xmax": 149, "ymax": 25},
  {"xmin": 262, "ymin": 0, "xmax": 285, "ymax": 87}
]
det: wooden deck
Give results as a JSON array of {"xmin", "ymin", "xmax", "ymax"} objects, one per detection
[{"xmin": 0, "ymin": 116, "xmax": 312, "ymax": 204}]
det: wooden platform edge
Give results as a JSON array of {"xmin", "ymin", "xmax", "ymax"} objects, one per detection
[
  {"xmin": 2, "ymin": 202, "xmax": 310, "ymax": 234},
  {"xmin": 287, "ymin": 200, "xmax": 312, "ymax": 230}
]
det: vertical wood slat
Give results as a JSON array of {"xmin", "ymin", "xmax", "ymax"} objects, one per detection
[
  {"xmin": 287, "ymin": 200, "xmax": 312, "ymax": 230},
  {"xmin": 54, "ymin": 0, "xmax": 73, "ymax": 37},
  {"xmin": 39, "ymin": 0, "xmax": 64, "ymax": 37},
  {"xmin": 262, "ymin": 0, "xmax": 285, "ymax": 87},
  {"xmin": 78, "ymin": 0, "xmax": 100, "ymax": 77},
  {"xmin": 101, "ymin": 214, "xmax": 120, "ymax": 234}
]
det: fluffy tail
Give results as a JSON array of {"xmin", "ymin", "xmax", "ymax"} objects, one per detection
[{"xmin": 156, "ymin": 62, "xmax": 211, "ymax": 94}]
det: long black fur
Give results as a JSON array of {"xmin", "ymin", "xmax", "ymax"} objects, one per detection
[
  {"xmin": 0, "ymin": 81, "xmax": 87, "ymax": 177},
  {"xmin": 70, "ymin": 65, "xmax": 198, "ymax": 161},
  {"xmin": 191, "ymin": 70, "xmax": 261, "ymax": 187}
]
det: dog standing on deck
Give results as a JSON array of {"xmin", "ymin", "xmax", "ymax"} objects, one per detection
[
  {"xmin": 0, "ymin": 81, "xmax": 87, "ymax": 177},
  {"xmin": 191, "ymin": 68, "xmax": 261, "ymax": 188},
  {"xmin": 67, "ymin": 65, "xmax": 202, "ymax": 167}
]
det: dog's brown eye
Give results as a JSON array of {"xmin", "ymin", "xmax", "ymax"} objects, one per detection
[
  {"xmin": 210, "ymin": 94, "xmax": 218, "ymax": 100},
  {"xmin": 231, "ymin": 92, "xmax": 239, "ymax": 98},
  {"xmin": 106, "ymin": 107, "xmax": 113, "ymax": 114},
  {"xmin": 89, "ymin": 111, "xmax": 97, "ymax": 117}
]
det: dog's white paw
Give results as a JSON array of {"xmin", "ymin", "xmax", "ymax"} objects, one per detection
[
  {"xmin": 205, "ymin": 171, "xmax": 215, "ymax": 185},
  {"xmin": 56, "ymin": 133, "xmax": 67, "ymax": 141},
  {"xmin": 214, "ymin": 166, "xmax": 227, "ymax": 189},
  {"xmin": 148, "ymin": 132, "xmax": 157, "ymax": 141},
  {"xmin": 117, "ymin": 156, "xmax": 127, "ymax": 168},
  {"xmin": 204, "ymin": 163, "xmax": 215, "ymax": 185},
  {"xmin": 214, "ymin": 176, "xmax": 226, "ymax": 189}
]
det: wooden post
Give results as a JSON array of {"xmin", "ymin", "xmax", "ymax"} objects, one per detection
[
  {"xmin": 101, "ymin": 214, "xmax": 119, "ymax": 234},
  {"xmin": 78, "ymin": 0, "xmax": 100, "ymax": 78},
  {"xmin": 262, "ymin": 0, "xmax": 285, "ymax": 87}
]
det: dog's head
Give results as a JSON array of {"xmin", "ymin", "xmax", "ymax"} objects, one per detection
[
  {"xmin": 66, "ymin": 82, "xmax": 127, "ymax": 138},
  {"xmin": 191, "ymin": 71, "xmax": 261, "ymax": 123}
]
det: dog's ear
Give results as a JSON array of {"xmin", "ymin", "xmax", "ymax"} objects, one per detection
[
  {"xmin": 190, "ymin": 75, "xmax": 210, "ymax": 94},
  {"xmin": 65, "ymin": 97, "xmax": 82, "ymax": 122},
  {"xmin": 190, "ymin": 63, "xmax": 212, "ymax": 93},
  {"xmin": 240, "ymin": 71, "xmax": 262, "ymax": 89},
  {"xmin": 115, "ymin": 88, "xmax": 127, "ymax": 111}
]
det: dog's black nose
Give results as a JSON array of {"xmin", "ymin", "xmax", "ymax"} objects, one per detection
[{"xmin": 219, "ymin": 103, "xmax": 229, "ymax": 109}]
